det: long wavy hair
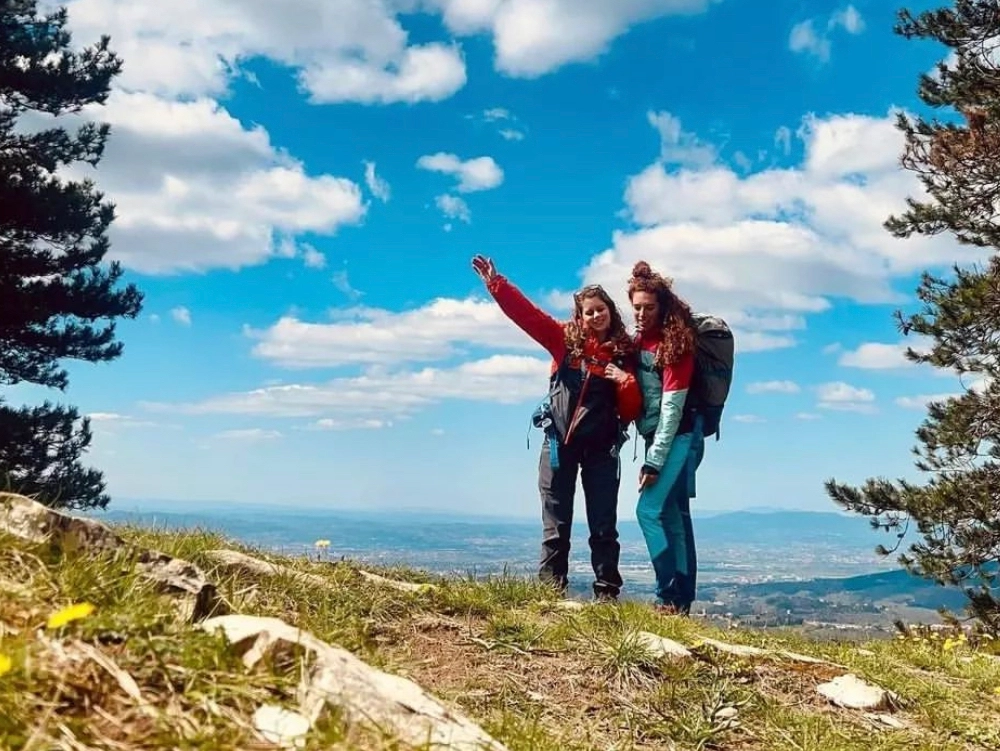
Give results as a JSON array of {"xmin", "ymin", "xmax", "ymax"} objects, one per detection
[
  {"xmin": 564, "ymin": 284, "xmax": 633, "ymax": 360},
  {"xmin": 627, "ymin": 261, "xmax": 695, "ymax": 367}
]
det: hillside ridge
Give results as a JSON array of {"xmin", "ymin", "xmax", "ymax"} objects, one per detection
[{"xmin": 2, "ymin": 492, "xmax": 999, "ymax": 750}]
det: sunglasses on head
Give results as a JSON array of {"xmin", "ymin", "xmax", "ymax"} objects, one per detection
[{"xmin": 573, "ymin": 284, "xmax": 606, "ymax": 301}]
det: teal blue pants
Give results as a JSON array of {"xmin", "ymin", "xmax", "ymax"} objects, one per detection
[{"xmin": 636, "ymin": 420, "xmax": 705, "ymax": 607}]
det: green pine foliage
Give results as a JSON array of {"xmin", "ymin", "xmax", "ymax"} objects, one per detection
[
  {"xmin": 826, "ymin": 1, "xmax": 1000, "ymax": 633},
  {"xmin": 0, "ymin": 0, "xmax": 142, "ymax": 510}
]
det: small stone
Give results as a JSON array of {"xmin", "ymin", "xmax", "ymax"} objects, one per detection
[
  {"xmin": 699, "ymin": 637, "xmax": 768, "ymax": 658},
  {"xmin": 863, "ymin": 712, "xmax": 908, "ymax": 730},
  {"xmin": 253, "ymin": 704, "xmax": 311, "ymax": 749},
  {"xmin": 636, "ymin": 631, "xmax": 692, "ymax": 660},
  {"xmin": 714, "ymin": 706, "xmax": 738, "ymax": 720},
  {"xmin": 817, "ymin": 674, "xmax": 898, "ymax": 711}
]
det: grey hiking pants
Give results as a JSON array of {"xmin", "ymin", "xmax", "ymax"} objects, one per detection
[{"xmin": 537, "ymin": 437, "xmax": 623, "ymax": 598}]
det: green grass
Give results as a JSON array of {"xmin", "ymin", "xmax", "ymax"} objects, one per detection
[{"xmin": 2, "ymin": 521, "xmax": 1000, "ymax": 750}]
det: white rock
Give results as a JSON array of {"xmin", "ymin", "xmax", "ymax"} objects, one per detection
[
  {"xmin": 201, "ymin": 614, "xmax": 508, "ymax": 751},
  {"xmin": 817, "ymin": 674, "xmax": 899, "ymax": 711},
  {"xmin": 863, "ymin": 712, "xmax": 908, "ymax": 730},
  {"xmin": 698, "ymin": 637, "xmax": 769, "ymax": 658},
  {"xmin": 636, "ymin": 631, "xmax": 692, "ymax": 660},
  {"xmin": 253, "ymin": 705, "xmax": 311, "ymax": 748},
  {"xmin": 0, "ymin": 493, "xmax": 222, "ymax": 622}
]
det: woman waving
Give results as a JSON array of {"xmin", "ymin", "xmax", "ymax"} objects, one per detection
[{"xmin": 472, "ymin": 255, "xmax": 641, "ymax": 601}]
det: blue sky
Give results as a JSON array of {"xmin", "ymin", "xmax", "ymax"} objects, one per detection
[{"xmin": 15, "ymin": 0, "xmax": 985, "ymax": 516}]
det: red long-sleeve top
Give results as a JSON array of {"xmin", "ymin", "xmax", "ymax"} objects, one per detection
[{"xmin": 486, "ymin": 275, "xmax": 642, "ymax": 424}]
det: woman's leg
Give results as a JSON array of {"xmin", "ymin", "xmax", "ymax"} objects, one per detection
[
  {"xmin": 677, "ymin": 426, "xmax": 706, "ymax": 611},
  {"xmin": 635, "ymin": 432, "xmax": 693, "ymax": 604},
  {"xmin": 537, "ymin": 438, "xmax": 579, "ymax": 592},
  {"xmin": 580, "ymin": 445, "xmax": 623, "ymax": 600}
]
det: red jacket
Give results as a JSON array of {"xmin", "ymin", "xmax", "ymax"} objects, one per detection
[{"xmin": 487, "ymin": 275, "xmax": 641, "ymax": 424}]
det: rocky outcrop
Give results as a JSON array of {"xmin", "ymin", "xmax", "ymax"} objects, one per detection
[
  {"xmin": 0, "ymin": 493, "xmax": 223, "ymax": 622},
  {"xmin": 204, "ymin": 547, "xmax": 436, "ymax": 595},
  {"xmin": 201, "ymin": 614, "xmax": 509, "ymax": 751}
]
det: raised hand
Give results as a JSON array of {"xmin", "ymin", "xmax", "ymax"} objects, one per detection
[{"xmin": 471, "ymin": 254, "xmax": 498, "ymax": 284}]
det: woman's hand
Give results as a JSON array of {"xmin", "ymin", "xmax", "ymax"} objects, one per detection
[
  {"xmin": 639, "ymin": 470, "xmax": 658, "ymax": 491},
  {"xmin": 472, "ymin": 255, "xmax": 498, "ymax": 284},
  {"xmin": 604, "ymin": 363, "xmax": 629, "ymax": 384}
]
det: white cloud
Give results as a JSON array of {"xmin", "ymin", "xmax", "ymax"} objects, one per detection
[
  {"xmin": 789, "ymin": 5, "xmax": 865, "ymax": 63},
  {"xmin": 306, "ymin": 418, "xmax": 392, "ymax": 430},
  {"xmin": 31, "ymin": 92, "xmax": 367, "ymax": 275},
  {"xmin": 895, "ymin": 393, "xmax": 957, "ymax": 410},
  {"xmin": 171, "ymin": 306, "xmax": 192, "ymax": 326},
  {"xmin": 431, "ymin": 0, "xmax": 720, "ymax": 78},
  {"xmin": 647, "ymin": 111, "xmax": 716, "ymax": 167},
  {"xmin": 364, "ymin": 161, "xmax": 392, "ymax": 202},
  {"xmin": 582, "ymin": 109, "xmax": 982, "ymax": 354},
  {"xmin": 87, "ymin": 413, "xmax": 160, "ymax": 430},
  {"xmin": 789, "ymin": 20, "xmax": 831, "ymax": 62},
  {"xmin": 332, "ymin": 270, "xmax": 363, "ymax": 301},
  {"xmin": 149, "ymin": 355, "xmax": 551, "ymax": 420},
  {"xmin": 795, "ymin": 412, "xmax": 822, "ymax": 420},
  {"xmin": 746, "ymin": 380, "xmax": 800, "ymax": 394},
  {"xmin": 417, "ymin": 152, "xmax": 504, "ymax": 192},
  {"xmin": 816, "ymin": 381, "xmax": 876, "ymax": 413},
  {"xmin": 830, "ymin": 5, "xmax": 865, "ymax": 35},
  {"xmin": 149, "ymin": 314, "xmax": 161, "ymax": 324},
  {"xmin": 733, "ymin": 151, "xmax": 753, "ymax": 172},
  {"xmin": 774, "ymin": 126, "xmax": 792, "ymax": 155},
  {"xmin": 838, "ymin": 342, "xmax": 911, "ymax": 370},
  {"xmin": 302, "ymin": 246, "xmax": 327, "ymax": 269},
  {"xmin": 246, "ymin": 297, "xmax": 541, "ymax": 368},
  {"xmin": 732, "ymin": 414, "xmax": 766, "ymax": 423},
  {"xmin": 64, "ymin": 0, "xmax": 467, "ymax": 104},
  {"xmin": 838, "ymin": 339, "xmax": 934, "ymax": 369},
  {"xmin": 482, "ymin": 107, "xmax": 511, "ymax": 121},
  {"xmin": 212, "ymin": 428, "xmax": 283, "ymax": 441},
  {"xmin": 473, "ymin": 106, "xmax": 526, "ymax": 140},
  {"xmin": 435, "ymin": 194, "xmax": 472, "ymax": 223}
]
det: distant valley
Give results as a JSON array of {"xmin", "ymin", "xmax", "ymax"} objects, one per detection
[{"xmin": 98, "ymin": 501, "xmax": 963, "ymax": 634}]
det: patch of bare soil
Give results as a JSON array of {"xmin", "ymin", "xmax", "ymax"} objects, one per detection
[{"xmin": 382, "ymin": 618, "xmax": 651, "ymax": 749}]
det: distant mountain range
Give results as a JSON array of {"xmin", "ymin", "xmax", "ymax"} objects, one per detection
[{"xmin": 713, "ymin": 567, "xmax": 970, "ymax": 612}]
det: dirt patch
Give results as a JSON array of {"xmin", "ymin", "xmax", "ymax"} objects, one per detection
[{"xmin": 384, "ymin": 620, "xmax": 649, "ymax": 748}]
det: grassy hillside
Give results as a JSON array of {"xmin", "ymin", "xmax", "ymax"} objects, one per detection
[{"xmin": 2, "ymin": 519, "xmax": 1000, "ymax": 750}]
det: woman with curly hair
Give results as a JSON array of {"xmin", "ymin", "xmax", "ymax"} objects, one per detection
[
  {"xmin": 628, "ymin": 261, "xmax": 705, "ymax": 614},
  {"xmin": 472, "ymin": 254, "xmax": 641, "ymax": 600}
]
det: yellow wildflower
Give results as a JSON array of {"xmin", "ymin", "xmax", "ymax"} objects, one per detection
[
  {"xmin": 314, "ymin": 539, "xmax": 331, "ymax": 549},
  {"xmin": 0, "ymin": 654, "xmax": 11, "ymax": 677},
  {"xmin": 46, "ymin": 602, "xmax": 95, "ymax": 629},
  {"xmin": 943, "ymin": 638, "xmax": 957, "ymax": 651}
]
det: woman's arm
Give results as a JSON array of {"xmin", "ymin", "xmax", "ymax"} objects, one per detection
[
  {"xmin": 473, "ymin": 255, "xmax": 567, "ymax": 361},
  {"xmin": 642, "ymin": 351, "xmax": 695, "ymax": 475}
]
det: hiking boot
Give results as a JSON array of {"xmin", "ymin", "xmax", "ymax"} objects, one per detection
[
  {"xmin": 595, "ymin": 591, "xmax": 619, "ymax": 604},
  {"xmin": 654, "ymin": 602, "xmax": 691, "ymax": 617}
]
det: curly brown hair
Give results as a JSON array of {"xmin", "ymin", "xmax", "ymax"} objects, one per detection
[
  {"xmin": 627, "ymin": 261, "xmax": 695, "ymax": 367},
  {"xmin": 564, "ymin": 284, "xmax": 633, "ymax": 361}
]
